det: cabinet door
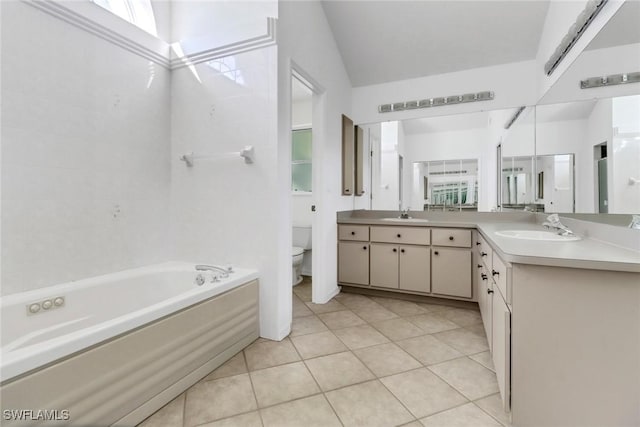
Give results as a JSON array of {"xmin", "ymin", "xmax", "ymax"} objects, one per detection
[
  {"xmin": 399, "ymin": 245, "xmax": 430, "ymax": 293},
  {"xmin": 341, "ymin": 115, "xmax": 354, "ymax": 195},
  {"xmin": 370, "ymin": 243, "xmax": 399, "ymax": 289},
  {"xmin": 477, "ymin": 264, "xmax": 492, "ymax": 350},
  {"xmin": 355, "ymin": 125, "xmax": 364, "ymax": 196},
  {"xmin": 492, "ymin": 290, "xmax": 511, "ymax": 412},
  {"xmin": 432, "ymin": 248, "xmax": 472, "ymax": 298},
  {"xmin": 338, "ymin": 242, "xmax": 369, "ymax": 285}
]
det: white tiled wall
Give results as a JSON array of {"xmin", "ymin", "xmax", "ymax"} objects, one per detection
[{"xmin": 1, "ymin": 2, "xmax": 171, "ymax": 295}]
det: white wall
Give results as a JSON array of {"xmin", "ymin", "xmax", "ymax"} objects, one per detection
[
  {"xmin": 169, "ymin": 2, "xmax": 281, "ymax": 339},
  {"xmin": 611, "ymin": 95, "xmax": 640, "ymax": 214},
  {"xmin": 277, "ymin": 0, "xmax": 353, "ymax": 312},
  {"xmin": 1, "ymin": 1, "xmax": 171, "ymax": 295},
  {"xmin": 352, "ymin": 60, "xmax": 538, "ymax": 125}
]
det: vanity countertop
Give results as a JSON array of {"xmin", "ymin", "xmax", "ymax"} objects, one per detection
[{"xmin": 337, "ymin": 211, "xmax": 640, "ymax": 273}]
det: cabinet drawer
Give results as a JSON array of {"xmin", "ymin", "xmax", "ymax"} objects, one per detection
[
  {"xmin": 338, "ymin": 225, "xmax": 370, "ymax": 241},
  {"xmin": 477, "ymin": 234, "xmax": 493, "ymax": 268},
  {"xmin": 492, "ymin": 253, "xmax": 509, "ymax": 303},
  {"xmin": 432, "ymin": 228, "xmax": 471, "ymax": 248},
  {"xmin": 370, "ymin": 226, "xmax": 430, "ymax": 245}
]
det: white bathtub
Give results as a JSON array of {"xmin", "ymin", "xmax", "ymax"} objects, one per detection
[{"xmin": 0, "ymin": 261, "xmax": 259, "ymax": 383}]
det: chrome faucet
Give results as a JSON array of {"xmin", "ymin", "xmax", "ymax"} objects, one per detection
[
  {"xmin": 195, "ymin": 264, "xmax": 232, "ymax": 278},
  {"xmin": 542, "ymin": 214, "xmax": 575, "ymax": 236},
  {"xmin": 399, "ymin": 208, "xmax": 411, "ymax": 219}
]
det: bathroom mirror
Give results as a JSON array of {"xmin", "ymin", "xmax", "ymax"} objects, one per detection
[
  {"xmin": 500, "ymin": 106, "xmax": 538, "ymax": 211},
  {"xmin": 536, "ymin": 1, "xmax": 640, "ymax": 215},
  {"xmin": 360, "ymin": 107, "xmax": 536, "ymax": 212}
]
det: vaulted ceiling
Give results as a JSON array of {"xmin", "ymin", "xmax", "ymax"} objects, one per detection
[{"xmin": 321, "ymin": 1, "xmax": 550, "ymax": 87}]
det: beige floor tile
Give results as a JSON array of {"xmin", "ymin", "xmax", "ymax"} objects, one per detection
[
  {"xmin": 400, "ymin": 422, "xmax": 424, "ymax": 427},
  {"xmin": 333, "ymin": 324, "xmax": 390, "ymax": 350},
  {"xmin": 244, "ymin": 338, "xmax": 300, "ymax": 371},
  {"xmin": 199, "ymin": 411, "xmax": 263, "ymax": 427},
  {"xmin": 396, "ymin": 334, "xmax": 463, "ymax": 365},
  {"xmin": 469, "ymin": 351, "xmax": 495, "ymax": 373},
  {"xmin": 416, "ymin": 302, "xmax": 456, "ymax": 313},
  {"xmin": 291, "ymin": 315, "xmax": 328, "ymax": 337},
  {"xmin": 464, "ymin": 322, "xmax": 487, "ymax": 337},
  {"xmin": 334, "ymin": 293, "xmax": 379, "ymax": 310},
  {"xmin": 203, "ymin": 352, "xmax": 247, "ymax": 381},
  {"xmin": 371, "ymin": 297, "xmax": 428, "ymax": 316},
  {"xmin": 184, "ymin": 374, "xmax": 257, "ymax": 427},
  {"xmin": 325, "ymin": 380, "xmax": 414, "ymax": 427},
  {"xmin": 293, "ymin": 296, "xmax": 313, "ymax": 318},
  {"xmin": 260, "ymin": 395, "xmax": 342, "ymax": 427},
  {"xmin": 305, "ymin": 351, "xmax": 375, "ymax": 391},
  {"xmin": 371, "ymin": 317, "xmax": 427, "ymax": 341},
  {"xmin": 305, "ymin": 299, "xmax": 347, "ymax": 314},
  {"xmin": 441, "ymin": 307, "xmax": 483, "ymax": 327},
  {"xmin": 352, "ymin": 305, "xmax": 399, "ymax": 323},
  {"xmin": 419, "ymin": 402, "xmax": 503, "ymax": 427},
  {"xmin": 294, "ymin": 283, "xmax": 312, "ymax": 302},
  {"xmin": 474, "ymin": 394, "xmax": 511, "ymax": 426},
  {"xmin": 354, "ymin": 342, "xmax": 422, "ymax": 377},
  {"xmin": 407, "ymin": 313, "xmax": 460, "ymax": 334},
  {"xmin": 250, "ymin": 361, "xmax": 320, "ymax": 408},
  {"xmin": 380, "ymin": 368, "xmax": 468, "ymax": 419},
  {"xmin": 429, "ymin": 358, "xmax": 499, "ymax": 401},
  {"xmin": 433, "ymin": 328, "xmax": 489, "ymax": 355},
  {"xmin": 290, "ymin": 330, "xmax": 348, "ymax": 359},
  {"xmin": 139, "ymin": 393, "xmax": 184, "ymax": 427},
  {"xmin": 318, "ymin": 310, "xmax": 366, "ymax": 329}
]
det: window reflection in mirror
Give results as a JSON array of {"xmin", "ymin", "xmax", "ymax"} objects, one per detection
[{"xmin": 413, "ymin": 159, "xmax": 479, "ymax": 212}]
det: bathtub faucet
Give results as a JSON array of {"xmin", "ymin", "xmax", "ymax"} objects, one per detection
[{"xmin": 195, "ymin": 264, "xmax": 231, "ymax": 278}]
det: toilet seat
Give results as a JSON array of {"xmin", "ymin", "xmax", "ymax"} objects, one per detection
[{"xmin": 292, "ymin": 246, "xmax": 304, "ymax": 256}]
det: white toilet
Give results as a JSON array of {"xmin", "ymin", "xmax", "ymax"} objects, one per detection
[{"xmin": 292, "ymin": 224, "xmax": 312, "ymax": 286}]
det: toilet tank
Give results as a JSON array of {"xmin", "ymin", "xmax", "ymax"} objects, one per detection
[{"xmin": 292, "ymin": 224, "xmax": 312, "ymax": 250}]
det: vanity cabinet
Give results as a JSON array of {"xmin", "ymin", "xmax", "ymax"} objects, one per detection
[{"xmin": 337, "ymin": 224, "xmax": 467, "ymax": 299}]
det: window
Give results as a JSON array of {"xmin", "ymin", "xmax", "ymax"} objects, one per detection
[
  {"xmin": 92, "ymin": 0, "xmax": 158, "ymax": 37},
  {"xmin": 292, "ymin": 128, "xmax": 312, "ymax": 192}
]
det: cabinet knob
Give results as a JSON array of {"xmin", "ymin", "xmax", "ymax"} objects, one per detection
[
  {"xmin": 363, "ymin": 246, "xmax": 367, "ymax": 250},
  {"xmin": 487, "ymin": 289, "xmax": 494, "ymax": 294},
  {"xmin": 434, "ymin": 251, "xmax": 439, "ymax": 255},
  {"xmin": 351, "ymin": 231, "xmax": 355, "ymax": 235},
  {"xmin": 393, "ymin": 248, "xmax": 397, "ymax": 252},
  {"xmin": 400, "ymin": 249, "xmax": 405, "ymax": 253},
  {"xmin": 476, "ymin": 242, "xmax": 481, "ymax": 246},
  {"xmin": 481, "ymin": 274, "xmax": 487, "ymax": 280},
  {"xmin": 449, "ymin": 236, "xmax": 454, "ymax": 241},
  {"xmin": 397, "ymin": 233, "xmax": 401, "ymax": 238},
  {"xmin": 481, "ymin": 252, "xmax": 487, "ymax": 257},
  {"xmin": 477, "ymin": 264, "xmax": 482, "ymax": 269},
  {"xmin": 492, "ymin": 270, "xmax": 499, "ymax": 276}
]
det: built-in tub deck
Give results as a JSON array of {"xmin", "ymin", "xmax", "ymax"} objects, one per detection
[{"xmin": 0, "ymin": 262, "xmax": 259, "ymax": 426}]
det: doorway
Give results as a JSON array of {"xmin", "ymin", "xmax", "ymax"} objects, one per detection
[{"xmin": 291, "ymin": 75, "xmax": 314, "ymax": 305}]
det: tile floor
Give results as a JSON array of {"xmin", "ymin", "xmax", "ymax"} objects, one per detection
[{"xmin": 139, "ymin": 280, "xmax": 511, "ymax": 427}]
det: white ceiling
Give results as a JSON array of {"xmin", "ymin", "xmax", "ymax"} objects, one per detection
[
  {"xmin": 586, "ymin": 0, "xmax": 640, "ymax": 51},
  {"xmin": 321, "ymin": 1, "xmax": 550, "ymax": 87},
  {"xmin": 536, "ymin": 99, "xmax": 597, "ymax": 123}
]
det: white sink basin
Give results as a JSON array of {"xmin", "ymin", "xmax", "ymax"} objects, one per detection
[
  {"xmin": 495, "ymin": 230, "xmax": 581, "ymax": 241},
  {"xmin": 380, "ymin": 217, "xmax": 430, "ymax": 223}
]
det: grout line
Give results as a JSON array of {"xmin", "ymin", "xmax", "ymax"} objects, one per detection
[
  {"xmin": 242, "ymin": 349, "xmax": 263, "ymax": 424},
  {"xmin": 470, "ymin": 399, "xmax": 510, "ymax": 427}
]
